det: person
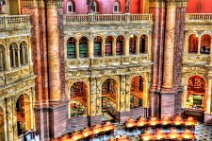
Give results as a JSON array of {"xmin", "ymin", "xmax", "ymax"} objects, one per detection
[
  {"xmin": 192, "ymin": 104, "xmax": 197, "ymax": 109},
  {"xmin": 125, "ymin": 0, "xmax": 130, "ymax": 13}
]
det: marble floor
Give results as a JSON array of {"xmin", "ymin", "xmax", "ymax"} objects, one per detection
[{"xmin": 89, "ymin": 123, "xmax": 212, "ymax": 141}]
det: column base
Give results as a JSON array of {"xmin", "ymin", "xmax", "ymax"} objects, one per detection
[
  {"xmin": 160, "ymin": 88, "xmax": 177, "ymax": 118},
  {"xmin": 49, "ymin": 103, "xmax": 68, "ymax": 139},
  {"xmin": 149, "ymin": 90, "xmax": 160, "ymax": 118},
  {"xmin": 116, "ymin": 111, "xmax": 131, "ymax": 123},
  {"xmin": 89, "ymin": 115, "xmax": 102, "ymax": 126},
  {"xmin": 204, "ymin": 114, "xmax": 212, "ymax": 126},
  {"xmin": 34, "ymin": 106, "xmax": 50, "ymax": 141},
  {"xmin": 67, "ymin": 116, "xmax": 89, "ymax": 132}
]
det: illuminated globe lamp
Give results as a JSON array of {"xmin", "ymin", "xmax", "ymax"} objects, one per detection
[
  {"xmin": 125, "ymin": 118, "xmax": 136, "ymax": 130},
  {"xmin": 153, "ymin": 129, "xmax": 167, "ymax": 141},
  {"xmin": 70, "ymin": 131, "xmax": 83, "ymax": 141},
  {"xmin": 148, "ymin": 117, "xmax": 159, "ymax": 128},
  {"xmin": 118, "ymin": 135, "xmax": 130, "ymax": 141},
  {"xmin": 102, "ymin": 122, "xmax": 115, "ymax": 134},
  {"xmin": 167, "ymin": 128, "xmax": 181, "ymax": 140},
  {"xmin": 173, "ymin": 115, "xmax": 184, "ymax": 129},
  {"xmin": 160, "ymin": 116, "xmax": 172, "ymax": 128},
  {"xmin": 81, "ymin": 127, "xmax": 93, "ymax": 139},
  {"xmin": 184, "ymin": 116, "xmax": 198, "ymax": 131},
  {"xmin": 92, "ymin": 124, "xmax": 102, "ymax": 136},
  {"xmin": 140, "ymin": 130, "xmax": 153, "ymax": 141},
  {"xmin": 137, "ymin": 117, "xmax": 147, "ymax": 129},
  {"xmin": 181, "ymin": 129, "xmax": 196, "ymax": 140}
]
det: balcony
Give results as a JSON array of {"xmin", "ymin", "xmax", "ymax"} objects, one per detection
[
  {"xmin": 185, "ymin": 13, "xmax": 212, "ymax": 22},
  {"xmin": 63, "ymin": 14, "xmax": 152, "ymax": 25},
  {"xmin": 66, "ymin": 54, "xmax": 152, "ymax": 70},
  {"xmin": 0, "ymin": 15, "xmax": 31, "ymax": 31},
  {"xmin": 182, "ymin": 53, "xmax": 210, "ymax": 66}
]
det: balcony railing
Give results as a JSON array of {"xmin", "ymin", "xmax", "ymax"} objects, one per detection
[
  {"xmin": 182, "ymin": 53, "xmax": 210, "ymax": 65},
  {"xmin": 64, "ymin": 14, "xmax": 152, "ymax": 25},
  {"xmin": 185, "ymin": 13, "xmax": 212, "ymax": 22},
  {"xmin": 66, "ymin": 54, "xmax": 151, "ymax": 69},
  {"xmin": 0, "ymin": 15, "xmax": 31, "ymax": 30}
]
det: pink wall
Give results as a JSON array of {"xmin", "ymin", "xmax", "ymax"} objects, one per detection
[
  {"xmin": 63, "ymin": 0, "xmax": 144, "ymax": 14},
  {"xmin": 186, "ymin": 0, "xmax": 212, "ymax": 13}
]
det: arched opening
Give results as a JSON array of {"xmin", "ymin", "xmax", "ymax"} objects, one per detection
[
  {"xmin": 67, "ymin": 37, "xmax": 76, "ymax": 58},
  {"xmin": 93, "ymin": 0, "xmax": 99, "ymax": 13},
  {"xmin": 130, "ymin": 76, "xmax": 145, "ymax": 109},
  {"xmin": 20, "ymin": 42, "xmax": 28, "ymax": 66},
  {"xmin": 113, "ymin": 1, "xmax": 120, "ymax": 13},
  {"xmin": 16, "ymin": 94, "xmax": 31, "ymax": 136},
  {"xmin": 129, "ymin": 35, "xmax": 137, "ymax": 54},
  {"xmin": 0, "ymin": 45, "xmax": 5, "ymax": 71},
  {"xmin": 10, "ymin": 43, "xmax": 19, "ymax": 68},
  {"xmin": 140, "ymin": 35, "xmax": 148, "ymax": 53},
  {"xmin": 70, "ymin": 82, "xmax": 88, "ymax": 117},
  {"xmin": 79, "ymin": 37, "xmax": 88, "ymax": 58},
  {"xmin": 105, "ymin": 36, "xmax": 113, "ymax": 56},
  {"xmin": 67, "ymin": 0, "xmax": 75, "ymax": 13},
  {"xmin": 188, "ymin": 34, "xmax": 199, "ymax": 54},
  {"xmin": 0, "ymin": 107, "xmax": 5, "ymax": 141},
  {"xmin": 102, "ymin": 79, "xmax": 117, "ymax": 121},
  {"xmin": 200, "ymin": 34, "xmax": 211, "ymax": 54},
  {"xmin": 94, "ymin": 36, "xmax": 102, "ymax": 57},
  {"xmin": 186, "ymin": 76, "xmax": 206, "ymax": 110},
  {"xmin": 116, "ymin": 35, "xmax": 124, "ymax": 56}
]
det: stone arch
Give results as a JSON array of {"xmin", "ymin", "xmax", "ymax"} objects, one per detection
[
  {"xmin": 200, "ymin": 34, "xmax": 211, "ymax": 54},
  {"xmin": 105, "ymin": 36, "xmax": 114, "ymax": 56},
  {"xmin": 16, "ymin": 94, "xmax": 32, "ymax": 135},
  {"xmin": 188, "ymin": 33, "xmax": 199, "ymax": 54},
  {"xmin": 67, "ymin": 37, "xmax": 77, "ymax": 58},
  {"xmin": 129, "ymin": 34, "xmax": 137, "ymax": 54},
  {"xmin": 67, "ymin": 0, "xmax": 75, "ymax": 13},
  {"xmin": 94, "ymin": 36, "xmax": 103, "ymax": 57},
  {"xmin": 20, "ymin": 41, "xmax": 28, "ymax": 66},
  {"xmin": 140, "ymin": 34, "xmax": 148, "ymax": 53},
  {"xmin": 79, "ymin": 36, "xmax": 88, "ymax": 58},
  {"xmin": 130, "ymin": 75, "xmax": 148, "ymax": 108},
  {"xmin": 116, "ymin": 35, "xmax": 125, "ymax": 55},
  {"xmin": 184, "ymin": 75, "xmax": 207, "ymax": 110},
  {"xmin": 113, "ymin": 0, "xmax": 121, "ymax": 13},
  {"xmin": 10, "ymin": 43, "xmax": 19, "ymax": 68},
  {"xmin": 69, "ymin": 81, "xmax": 88, "ymax": 118}
]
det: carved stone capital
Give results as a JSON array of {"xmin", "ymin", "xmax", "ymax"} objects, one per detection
[{"xmin": 46, "ymin": 0, "xmax": 63, "ymax": 9}]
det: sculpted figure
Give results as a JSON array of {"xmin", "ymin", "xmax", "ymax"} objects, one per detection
[{"xmin": 125, "ymin": 0, "xmax": 130, "ymax": 13}]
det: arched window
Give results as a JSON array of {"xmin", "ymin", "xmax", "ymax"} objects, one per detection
[
  {"xmin": 10, "ymin": 43, "xmax": 19, "ymax": 68},
  {"xmin": 200, "ymin": 34, "xmax": 211, "ymax": 54},
  {"xmin": 67, "ymin": 37, "xmax": 76, "ymax": 58},
  {"xmin": 20, "ymin": 42, "xmax": 28, "ymax": 66},
  {"xmin": 0, "ymin": 45, "xmax": 5, "ymax": 71},
  {"xmin": 79, "ymin": 37, "xmax": 88, "ymax": 58},
  {"xmin": 130, "ymin": 76, "xmax": 145, "ymax": 108},
  {"xmin": 140, "ymin": 35, "xmax": 148, "ymax": 53},
  {"xmin": 188, "ymin": 34, "xmax": 198, "ymax": 54},
  {"xmin": 105, "ymin": 36, "xmax": 113, "ymax": 56},
  {"xmin": 113, "ymin": 1, "xmax": 120, "ymax": 13},
  {"xmin": 70, "ymin": 82, "xmax": 88, "ymax": 117},
  {"xmin": 129, "ymin": 35, "xmax": 136, "ymax": 54},
  {"xmin": 67, "ymin": 0, "xmax": 75, "ymax": 13},
  {"xmin": 116, "ymin": 35, "xmax": 124, "ymax": 55},
  {"xmin": 93, "ymin": 1, "xmax": 99, "ymax": 13},
  {"xmin": 94, "ymin": 36, "xmax": 102, "ymax": 57},
  {"xmin": 186, "ymin": 76, "xmax": 206, "ymax": 110}
]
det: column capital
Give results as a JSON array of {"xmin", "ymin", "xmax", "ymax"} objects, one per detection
[{"xmin": 46, "ymin": 0, "xmax": 63, "ymax": 9}]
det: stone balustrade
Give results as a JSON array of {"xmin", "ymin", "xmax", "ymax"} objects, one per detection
[
  {"xmin": 182, "ymin": 53, "xmax": 210, "ymax": 66},
  {"xmin": 0, "ymin": 66, "xmax": 33, "ymax": 86},
  {"xmin": 64, "ymin": 14, "xmax": 152, "ymax": 25},
  {"xmin": 0, "ymin": 15, "xmax": 31, "ymax": 30},
  {"xmin": 66, "ymin": 54, "xmax": 151, "ymax": 69},
  {"xmin": 185, "ymin": 13, "xmax": 212, "ymax": 22}
]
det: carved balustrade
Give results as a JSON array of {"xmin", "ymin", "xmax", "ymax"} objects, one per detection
[
  {"xmin": 66, "ymin": 54, "xmax": 151, "ymax": 69},
  {"xmin": 64, "ymin": 14, "xmax": 152, "ymax": 25}
]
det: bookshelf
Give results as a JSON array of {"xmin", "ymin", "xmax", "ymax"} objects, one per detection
[
  {"xmin": 79, "ymin": 37, "xmax": 88, "ymax": 58},
  {"xmin": 67, "ymin": 40, "xmax": 76, "ymax": 58},
  {"xmin": 94, "ymin": 41, "xmax": 101, "ymax": 57}
]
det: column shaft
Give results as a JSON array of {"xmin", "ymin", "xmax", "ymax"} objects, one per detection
[
  {"xmin": 47, "ymin": 6, "xmax": 61, "ymax": 101},
  {"xmin": 162, "ymin": 2, "xmax": 176, "ymax": 88},
  {"xmin": 206, "ymin": 79, "xmax": 212, "ymax": 114},
  {"xmin": 88, "ymin": 38, "xmax": 94, "ymax": 58}
]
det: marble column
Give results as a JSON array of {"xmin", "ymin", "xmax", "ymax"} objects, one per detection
[
  {"xmin": 206, "ymin": 77, "xmax": 212, "ymax": 114},
  {"xmin": 88, "ymin": 37, "xmax": 94, "ymax": 58},
  {"xmin": 5, "ymin": 44, "xmax": 11, "ymax": 71},
  {"xmin": 101, "ymin": 38, "xmax": 106, "ymax": 57},
  {"xmin": 124, "ymin": 37, "xmax": 129, "ymax": 55},
  {"xmin": 5, "ymin": 98, "xmax": 14, "ymax": 141},
  {"xmin": 47, "ymin": 2, "xmax": 61, "ymax": 102},
  {"xmin": 112, "ymin": 38, "xmax": 116, "ymax": 56},
  {"xmin": 162, "ymin": 1, "xmax": 176, "ymax": 89},
  {"xmin": 136, "ymin": 37, "xmax": 140, "ymax": 55},
  {"xmin": 76, "ymin": 39, "xmax": 79, "ymax": 59}
]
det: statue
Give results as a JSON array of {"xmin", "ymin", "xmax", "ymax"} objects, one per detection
[
  {"xmin": 0, "ymin": 0, "xmax": 6, "ymax": 14},
  {"xmin": 125, "ymin": 0, "xmax": 130, "ymax": 13},
  {"xmin": 87, "ymin": 0, "xmax": 95, "ymax": 13}
]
